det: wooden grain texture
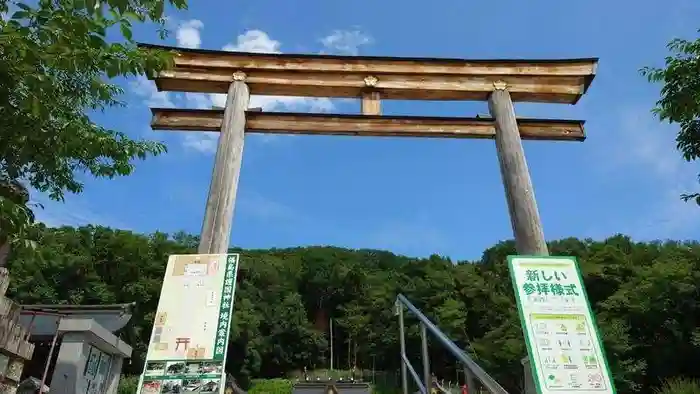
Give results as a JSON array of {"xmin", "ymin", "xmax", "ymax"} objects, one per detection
[
  {"xmin": 198, "ymin": 81, "xmax": 249, "ymax": 255},
  {"xmin": 155, "ymin": 70, "xmax": 588, "ymax": 104},
  {"xmin": 488, "ymin": 89, "xmax": 549, "ymax": 255},
  {"xmin": 361, "ymin": 91, "xmax": 381, "ymax": 115},
  {"xmin": 150, "ymin": 109, "xmax": 586, "ymax": 141},
  {"xmin": 140, "ymin": 43, "xmax": 596, "ymax": 76},
  {"xmin": 139, "ymin": 43, "xmax": 597, "ymax": 104}
]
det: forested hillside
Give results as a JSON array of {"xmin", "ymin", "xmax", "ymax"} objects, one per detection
[{"xmin": 5, "ymin": 225, "xmax": 700, "ymax": 393}]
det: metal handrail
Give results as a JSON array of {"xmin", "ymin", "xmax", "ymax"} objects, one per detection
[{"xmin": 395, "ymin": 294, "xmax": 509, "ymax": 394}]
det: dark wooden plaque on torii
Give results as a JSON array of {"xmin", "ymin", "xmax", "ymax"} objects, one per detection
[{"xmin": 138, "ymin": 43, "xmax": 597, "ymax": 257}]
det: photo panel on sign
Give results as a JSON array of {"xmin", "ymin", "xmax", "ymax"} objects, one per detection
[
  {"xmin": 199, "ymin": 378, "xmax": 221, "ymax": 394},
  {"xmin": 145, "ymin": 361, "xmax": 166, "ymax": 376},
  {"xmin": 161, "ymin": 379, "xmax": 184, "ymax": 394},
  {"xmin": 182, "ymin": 378, "xmax": 203, "ymax": 392},
  {"xmin": 140, "ymin": 379, "xmax": 162, "ymax": 394},
  {"xmin": 166, "ymin": 361, "xmax": 187, "ymax": 375}
]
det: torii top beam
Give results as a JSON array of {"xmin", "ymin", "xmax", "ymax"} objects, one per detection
[{"xmin": 138, "ymin": 43, "xmax": 597, "ymax": 104}]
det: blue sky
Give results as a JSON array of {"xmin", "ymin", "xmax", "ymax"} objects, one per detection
[{"xmin": 32, "ymin": 0, "xmax": 700, "ymax": 260}]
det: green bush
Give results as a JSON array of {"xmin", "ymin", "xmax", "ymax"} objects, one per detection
[
  {"xmin": 117, "ymin": 375, "xmax": 139, "ymax": 394},
  {"xmin": 654, "ymin": 378, "xmax": 700, "ymax": 394},
  {"xmin": 248, "ymin": 378, "xmax": 293, "ymax": 394}
]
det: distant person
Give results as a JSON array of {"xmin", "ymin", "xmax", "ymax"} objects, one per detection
[{"xmin": 430, "ymin": 375, "xmax": 439, "ymax": 394}]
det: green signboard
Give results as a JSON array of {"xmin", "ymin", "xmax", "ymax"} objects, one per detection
[
  {"xmin": 508, "ymin": 255, "xmax": 615, "ymax": 394},
  {"xmin": 136, "ymin": 253, "xmax": 240, "ymax": 394}
]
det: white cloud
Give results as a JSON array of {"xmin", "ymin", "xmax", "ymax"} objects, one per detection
[
  {"xmin": 30, "ymin": 192, "xmax": 129, "ymax": 230},
  {"xmin": 605, "ymin": 107, "xmax": 700, "ymax": 238},
  {"xmin": 131, "ymin": 75, "xmax": 173, "ymax": 107},
  {"xmin": 214, "ymin": 29, "xmax": 335, "ymax": 113},
  {"xmin": 320, "ymin": 29, "xmax": 373, "ymax": 56},
  {"xmin": 182, "ymin": 29, "xmax": 337, "ymax": 152},
  {"xmin": 238, "ymin": 192, "xmax": 302, "ymax": 222},
  {"xmin": 609, "ymin": 108, "xmax": 686, "ymax": 179},
  {"xmin": 222, "ymin": 30, "xmax": 281, "ymax": 53},
  {"xmin": 184, "ymin": 93, "xmax": 212, "ymax": 109},
  {"xmin": 176, "ymin": 19, "xmax": 203, "ymax": 49},
  {"xmin": 209, "ymin": 93, "xmax": 333, "ymax": 113},
  {"xmin": 132, "ymin": 28, "xmax": 363, "ymax": 154},
  {"xmin": 182, "ymin": 132, "xmax": 219, "ymax": 154}
]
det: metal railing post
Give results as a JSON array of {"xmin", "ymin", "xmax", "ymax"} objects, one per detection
[
  {"xmin": 464, "ymin": 366, "xmax": 475, "ymax": 394},
  {"xmin": 420, "ymin": 322, "xmax": 431, "ymax": 392},
  {"xmin": 398, "ymin": 303, "xmax": 409, "ymax": 394},
  {"xmin": 395, "ymin": 294, "xmax": 509, "ymax": 394}
]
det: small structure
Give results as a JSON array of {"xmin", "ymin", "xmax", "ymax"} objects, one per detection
[
  {"xmin": 20, "ymin": 303, "xmax": 134, "ymax": 394},
  {"xmin": 0, "ymin": 268, "xmax": 35, "ymax": 394}
]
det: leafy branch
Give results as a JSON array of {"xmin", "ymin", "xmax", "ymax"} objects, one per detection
[{"xmin": 0, "ymin": 0, "xmax": 186, "ymax": 245}]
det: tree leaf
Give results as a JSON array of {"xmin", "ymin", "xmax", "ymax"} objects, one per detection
[{"xmin": 119, "ymin": 23, "xmax": 132, "ymax": 41}]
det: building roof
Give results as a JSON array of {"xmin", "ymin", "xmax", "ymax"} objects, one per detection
[
  {"xmin": 20, "ymin": 303, "xmax": 135, "ymax": 336},
  {"xmin": 21, "ymin": 302, "xmax": 135, "ymax": 314}
]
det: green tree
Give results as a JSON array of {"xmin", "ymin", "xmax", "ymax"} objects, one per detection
[
  {"xmin": 7, "ymin": 225, "xmax": 700, "ymax": 393},
  {"xmin": 642, "ymin": 33, "xmax": 700, "ymax": 204},
  {"xmin": 0, "ymin": 0, "xmax": 186, "ymax": 245}
]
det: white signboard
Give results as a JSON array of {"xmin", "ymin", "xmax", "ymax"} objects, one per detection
[
  {"xmin": 137, "ymin": 254, "xmax": 240, "ymax": 394},
  {"xmin": 508, "ymin": 255, "xmax": 615, "ymax": 394}
]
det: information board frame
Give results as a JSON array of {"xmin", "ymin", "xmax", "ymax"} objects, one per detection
[
  {"xmin": 508, "ymin": 255, "xmax": 616, "ymax": 394},
  {"xmin": 136, "ymin": 253, "xmax": 240, "ymax": 394}
]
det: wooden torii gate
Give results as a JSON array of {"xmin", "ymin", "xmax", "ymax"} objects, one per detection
[
  {"xmin": 141, "ymin": 43, "xmax": 596, "ymax": 257},
  {"xmin": 140, "ymin": 43, "xmax": 596, "ymax": 392}
]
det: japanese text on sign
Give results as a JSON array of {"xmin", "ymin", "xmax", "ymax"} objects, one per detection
[
  {"xmin": 522, "ymin": 269, "xmax": 580, "ymax": 297},
  {"xmin": 213, "ymin": 255, "xmax": 238, "ymax": 359}
]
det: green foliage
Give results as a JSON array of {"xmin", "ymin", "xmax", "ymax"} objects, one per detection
[
  {"xmin": 6, "ymin": 227, "xmax": 700, "ymax": 393},
  {"xmin": 642, "ymin": 32, "xmax": 700, "ymax": 204},
  {"xmin": 654, "ymin": 378, "xmax": 700, "ymax": 394},
  {"xmin": 248, "ymin": 378, "xmax": 293, "ymax": 394},
  {"xmin": 0, "ymin": 179, "xmax": 35, "ymax": 250},
  {"xmin": 117, "ymin": 375, "xmax": 139, "ymax": 394},
  {"xmin": 0, "ymin": 0, "xmax": 186, "ymax": 245}
]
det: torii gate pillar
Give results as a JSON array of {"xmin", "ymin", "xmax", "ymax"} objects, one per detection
[
  {"xmin": 488, "ymin": 84, "xmax": 549, "ymax": 256},
  {"xmin": 198, "ymin": 73, "xmax": 249, "ymax": 254}
]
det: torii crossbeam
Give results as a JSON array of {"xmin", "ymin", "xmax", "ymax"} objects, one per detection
[{"xmin": 138, "ymin": 43, "xmax": 597, "ymax": 257}]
